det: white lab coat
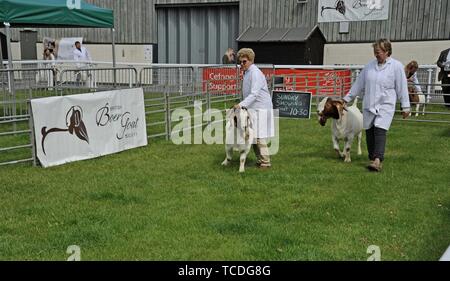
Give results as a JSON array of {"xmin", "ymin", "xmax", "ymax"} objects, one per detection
[
  {"xmin": 343, "ymin": 57, "xmax": 410, "ymax": 130},
  {"xmin": 73, "ymin": 47, "xmax": 92, "ymax": 68},
  {"xmin": 239, "ymin": 64, "xmax": 275, "ymax": 138}
]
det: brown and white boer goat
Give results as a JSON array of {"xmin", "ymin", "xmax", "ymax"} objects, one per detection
[
  {"xmin": 317, "ymin": 97, "xmax": 363, "ymax": 162},
  {"xmin": 408, "ymin": 85, "xmax": 426, "ymax": 117}
]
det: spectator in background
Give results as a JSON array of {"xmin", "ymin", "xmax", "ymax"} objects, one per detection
[
  {"xmin": 43, "ymin": 48, "xmax": 56, "ymax": 87},
  {"xmin": 43, "ymin": 48, "xmax": 55, "ymax": 62},
  {"xmin": 405, "ymin": 60, "xmax": 422, "ymax": 94},
  {"xmin": 405, "ymin": 60, "xmax": 427, "ymax": 116},
  {"xmin": 437, "ymin": 47, "xmax": 450, "ymax": 108},
  {"xmin": 342, "ymin": 39, "xmax": 410, "ymax": 172},
  {"xmin": 73, "ymin": 41, "xmax": 94, "ymax": 88},
  {"xmin": 222, "ymin": 48, "xmax": 235, "ymax": 64},
  {"xmin": 50, "ymin": 41, "xmax": 58, "ymax": 59},
  {"xmin": 73, "ymin": 41, "xmax": 92, "ymax": 67}
]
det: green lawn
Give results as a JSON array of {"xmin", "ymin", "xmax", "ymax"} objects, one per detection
[{"xmin": 0, "ymin": 110, "xmax": 449, "ymax": 261}]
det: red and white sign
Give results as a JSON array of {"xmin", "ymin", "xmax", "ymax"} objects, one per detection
[
  {"xmin": 202, "ymin": 67, "xmax": 351, "ymax": 97},
  {"xmin": 274, "ymin": 69, "xmax": 352, "ymax": 96},
  {"xmin": 202, "ymin": 67, "xmax": 274, "ymax": 95}
]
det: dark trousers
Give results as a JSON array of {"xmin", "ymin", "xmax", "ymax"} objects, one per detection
[
  {"xmin": 442, "ymin": 76, "xmax": 450, "ymax": 108},
  {"xmin": 366, "ymin": 126, "xmax": 387, "ymax": 162}
]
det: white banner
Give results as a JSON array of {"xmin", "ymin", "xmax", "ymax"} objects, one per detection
[
  {"xmin": 56, "ymin": 37, "xmax": 83, "ymax": 60},
  {"xmin": 318, "ymin": 0, "xmax": 389, "ymax": 22},
  {"xmin": 31, "ymin": 88, "xmax": 148, "ymax": 167}
]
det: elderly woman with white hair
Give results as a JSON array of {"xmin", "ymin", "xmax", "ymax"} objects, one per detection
[{"xmin": 233, "ymin": 48, "xmax": 274, "ymax": 169}]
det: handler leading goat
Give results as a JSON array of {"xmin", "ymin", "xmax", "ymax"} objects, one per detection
[{"xmin": 230, "ymin": 48, "xmax": 275, "ymax": 170}]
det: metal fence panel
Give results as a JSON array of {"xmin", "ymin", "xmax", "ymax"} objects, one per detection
[{"xmin": 1, "ymin": 63, "xmax": 448, "ymax": 166}]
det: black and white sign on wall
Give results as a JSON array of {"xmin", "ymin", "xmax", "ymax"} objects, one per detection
[
  {"xmin": 318, "ymin": 0, "xmax": 389, "ymax": 22},
  {"xmin": 30, "ymin": 88, "xmax": 148, "ymax": 167},
  {"xmin": 272, "ymin": 91, "xmax": 312, "ymax": 119}
]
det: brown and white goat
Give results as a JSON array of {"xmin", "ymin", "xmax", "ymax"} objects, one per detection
[{"xmin": 317, "ymin": 97, "xmax": 363, "ymax": 162}]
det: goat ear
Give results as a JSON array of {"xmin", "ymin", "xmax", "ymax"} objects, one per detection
[{"xmin": 334, "ymin": 101, "xmax": 344, "ymax": 119}]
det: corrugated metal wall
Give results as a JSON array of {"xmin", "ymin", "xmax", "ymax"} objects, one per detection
[
  {"xmin": 322, "ymin": 0, "xmax": 450, "ymax": 42},
  {"xmin": 238, "ymin": 0, "xmax": 450, "ymax": 42},
  {"xmin": 7, "ymin": 0, "xmax": 450, "ymax": 44},
  {"xmin": 157, "ymin": 4, "xmax": 239, "ymax": 63}
]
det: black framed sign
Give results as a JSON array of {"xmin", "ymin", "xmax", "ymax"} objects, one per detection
[{"xmin": 272, "ymin": 91, "xmax": 312, "ymax": 119}]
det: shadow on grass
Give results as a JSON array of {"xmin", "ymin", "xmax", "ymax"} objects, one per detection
[
  {"xmin": 439, "ymin": 128, "xmax": 450, "ymax": 137},
  {"xmin": 294, "ymin": 148, "xmax": 368, "ymax": 163}
]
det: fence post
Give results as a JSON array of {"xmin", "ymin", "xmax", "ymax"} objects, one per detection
[
  {"xmin": 28, "ymin": 101, "xmax": 37, "ymax": 167},
  {"xmin": 271, "ymin": 65, "xmax": 275, "ymax": 96},
  {"xmin": 305, "ymin": 75, "xmax": 309, "ymax": 93},
  {"xmin": 165, "ymin": 89, "xmax": 171, "ymax": 141},
  {"xmin": 191, "ymin": 66, "xmax": 196, "ymax": 95},
  {"xmin": 11, "ymin": 68, "xmax": 17, "ymax": 134},
  {"xmin": 316, "ymin": 72, "xmax": 320, "ymax": 106},
  {"xmin": 333, "ymin": 72, "xmax": 337, "ymax": 96},
  {"xmin": 206, "ymin": 84, "xmax": 211, "ymax": 124},
  {"xmin": 293, "ymin": 73, "xmax": 297, "ymax": 91},
  {"xmin": 236, "ymin": 65, "xmax": 242, "ymax": 100},
  {"xmin": 426, "ymin": 68, "xmax": 433, "ymax": 103},
  {"xmin": 129, "ymin": 68, "xmax": 133, "ymax": 88},
  {"xmin": 178, "ymin": 68, "xmax": 183, "ymax": 95}
]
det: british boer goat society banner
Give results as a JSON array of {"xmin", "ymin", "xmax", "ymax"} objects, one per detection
[{"xmin": 31, "ymin": 88, "xmax": 147, "ymax": 167}]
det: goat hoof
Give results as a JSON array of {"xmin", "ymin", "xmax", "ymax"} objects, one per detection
[
  {"xmin": 221, "ymin": 160, "xmax": 229, "ymax": 166},
  {"xmin": 344, "ymin": 158, "xmax": 351, "ymax": 163}
]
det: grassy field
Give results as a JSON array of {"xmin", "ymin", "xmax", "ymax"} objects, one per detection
[{"xmin": 0, "ymin": 106, "xmax": 449, "ymax": 260}]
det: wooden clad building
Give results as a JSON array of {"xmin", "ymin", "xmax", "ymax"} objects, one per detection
[{"xmin": 6, "ymin": 0, "xmax": 450, "ymax": 64}]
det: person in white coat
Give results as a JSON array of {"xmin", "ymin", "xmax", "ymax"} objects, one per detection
[
  {"xmin": 343, "ymin": 39, "xmax": 410, "ymax": 172},
  {"xmin": 233, "ymin": 48, "xmax": 275, "ymax": 169},
  {"xmin": 73, "ymin": 41, "xmax": 92, "ymax": 67},
  {"xmin": 73, "ymin": 41, "xmax": 93, "ymax": 88}
]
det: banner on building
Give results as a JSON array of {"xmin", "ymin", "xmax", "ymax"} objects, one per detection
[
  {"xmin": 318, "ymin": 0, "xmax": 389, "ymax": 22},
  {"xmin": 31, "ymin": 88, "xmax": 148, "ymax": 168}
]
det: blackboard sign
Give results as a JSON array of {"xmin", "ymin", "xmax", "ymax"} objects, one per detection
[{"xmin": 272, "ymin": 91, "xmax": 312, "ymax": 119}]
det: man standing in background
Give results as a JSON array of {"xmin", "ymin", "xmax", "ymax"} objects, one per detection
[
  {"xmin": 73, "ymin": 41, "xmax": 94, "ymax": 88},
  {"xmin": 437, "ymin": 47, "xmax": 450, "ymax": 108}
]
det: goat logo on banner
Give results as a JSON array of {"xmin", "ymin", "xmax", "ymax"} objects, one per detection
[{"xmin": 41, "ymin": 106, "xmax": 89, "ymax": 155}]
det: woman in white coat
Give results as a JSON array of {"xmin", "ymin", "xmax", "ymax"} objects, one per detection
[
  {"xmin": 233, "ymin": 48, "xmax": 274, "ymax": 169},
  {"xmin": 343, "ymin": 39, "xmax": 410, "ymax": 172}
]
